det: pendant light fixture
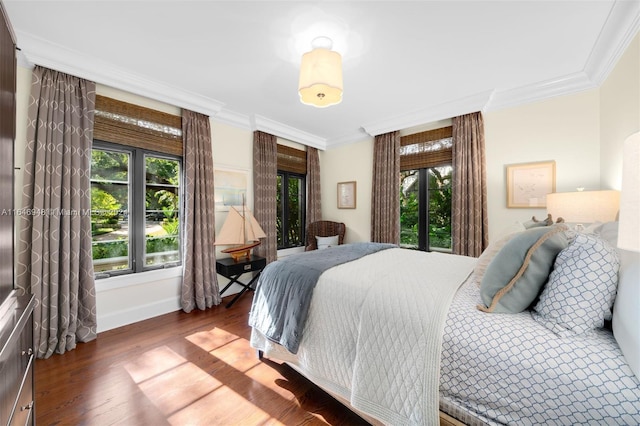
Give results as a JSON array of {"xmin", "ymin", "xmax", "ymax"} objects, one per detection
[{"xmin": 298, "ymin": 36, "xmax": 343, "ymax": 108}]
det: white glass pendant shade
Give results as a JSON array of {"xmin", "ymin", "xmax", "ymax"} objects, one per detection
[{"xmin": 298, "ymin": 45, "xmax": 343, "ymax": 108}]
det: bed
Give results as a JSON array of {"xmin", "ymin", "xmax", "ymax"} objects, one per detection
[{"xmin": 248, "ymin": 222, "xmax": 640, "ymax": 425}]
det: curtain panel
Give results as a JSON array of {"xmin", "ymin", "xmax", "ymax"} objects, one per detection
[
  {"xmin": 181, "ymin": 109, "xmax": 220, "ymax": 312},
  {"xmin": 16, "ymin": 66, "xmax": 97, "ymax": 359},
  {"xmin": 253, "ymin": 131, "xmax": 278, "ymax": 263},
  {"xmin": 371, "ymin": 131, "xmax": 400, "ymax": 244},
  {"xmin": 306, "ymin": 147, "xmax": 322, "ymax": 235},
  {"xmin": 452, "ymin": 112, "xmax": 488, "ymax": 257}
]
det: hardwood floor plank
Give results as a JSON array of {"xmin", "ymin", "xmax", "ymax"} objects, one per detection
[{"xmin": 35, "ymin": 294, "xmax": 369, "ymax": 425}]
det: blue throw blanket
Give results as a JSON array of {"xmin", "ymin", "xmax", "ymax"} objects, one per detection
[{"xmin": 248, "ymin": 242, "xmax": 395, "ymax": 354}]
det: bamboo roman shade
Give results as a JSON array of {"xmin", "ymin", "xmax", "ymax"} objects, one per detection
[
  {"xmin": 277, "ymin": 144, "xmax": 307, "ymax": 174},
  {"xmin": 400, "ymin": 126, "xmax": 453, "ymax": 171},
  {"xmin": 93, "ymin": 95, "xmax": 183, "ymax": 156}
]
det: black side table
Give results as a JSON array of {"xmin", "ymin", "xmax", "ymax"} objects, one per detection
[{"xmin": 217, "ymin": 255, "xmax": 267, "ymax": 308}]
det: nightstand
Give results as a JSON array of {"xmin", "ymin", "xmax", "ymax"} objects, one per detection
[{"xmin": 217, "ymin": 255, "xmax": 266, "ymax": 308}]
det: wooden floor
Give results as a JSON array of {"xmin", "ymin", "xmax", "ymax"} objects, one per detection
[{"xmin": 34, "ymin": 293, "xmax": 370, "ymax": 426}]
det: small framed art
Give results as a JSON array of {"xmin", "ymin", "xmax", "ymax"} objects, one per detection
[
  {"xmin": 506, "ymin": 160, "xmax": 556, "ymax": 208},
  {"xmin": 337, "ymin": 181, "xmax": 357, "ymax": 209},
  {"xmin": 214, "ymin": 166, "xmax": 248, "ymax": 211}
]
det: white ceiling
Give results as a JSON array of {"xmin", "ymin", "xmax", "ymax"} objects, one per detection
[{"xmin": 4, "ymin": 1, "xmax": 640, "ymax": 149}]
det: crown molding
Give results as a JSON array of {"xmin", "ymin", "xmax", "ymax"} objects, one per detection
[
  {"xmin": 324, "ymin": 130, "xmax": 372, "ymax": 149},
  {"xmin": 486, "ymin": 72, "xmax": 597, "ymax": 112},
  {"xmin": 15, "ymin": 31, "xmax": 226, "ymax": 118},
  {"xmin": 252, "ymin": 115, "xmax": 327, "ymax": 150},
  {"xmin": 584, "ymin": 0, "xmax": 640, "ymax": 85},
  {"xmin": 213, "ymin": 108, "xmax": 252, "ymax": 131},
  {"xmin": 361, "ymin": 90, "xmax": 493, "ymax": 137}
]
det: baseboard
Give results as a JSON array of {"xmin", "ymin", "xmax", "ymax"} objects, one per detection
[{"xmin": 97, "ymin": 296, "xmax": 181, "ymax": 333}]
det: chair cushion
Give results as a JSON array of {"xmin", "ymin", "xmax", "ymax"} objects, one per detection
[{"xmin": 316, "ymin": 235, "xmax": 339, "ymax": 250}]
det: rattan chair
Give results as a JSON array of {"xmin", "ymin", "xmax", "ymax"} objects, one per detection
[{"xmin": 305, "ymin": 221, "xmax": 346, "ymax": 251}]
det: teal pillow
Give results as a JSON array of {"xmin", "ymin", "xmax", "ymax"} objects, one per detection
[{"xmin": 478, "ymin": 225, "xmax": 568, "ymax": 313}]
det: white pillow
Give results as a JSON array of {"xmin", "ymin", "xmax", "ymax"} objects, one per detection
[
  {"xmin": 596, "ymin": 220, "xmax": 619, "ymax": 247},
  {"xmin": 533, "ymin": 233, "xmax": 620, "ymax": 335},
  {"xmin": 316, "ymin": 235, "xmax": 339, "ymax": 250}
]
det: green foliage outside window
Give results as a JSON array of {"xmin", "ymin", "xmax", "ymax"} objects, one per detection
[
  {"xmin": 400, "ymin": 167, "xmax": 452, "ymax": 250},
  {"xmin": 91, "ymin": 148, "xmax": 181, "ymax": 271},
  {"xmin": 276, "ymin": 172, "xmax": 305, "ymax": 249}
]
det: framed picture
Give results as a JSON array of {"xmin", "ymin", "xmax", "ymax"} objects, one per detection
[
  {"xmin": 214, "ymin": 167, "xmax": 248, "ymax": 211},
  {"xmin": 506, "ymin": 161, "xmax": 556, "ymax": 208},
  {"xmin": 337, "ymin": 181, "xmax": 357, "ymax": 209}
]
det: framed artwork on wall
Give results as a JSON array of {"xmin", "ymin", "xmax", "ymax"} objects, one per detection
[
  {"xmin": 506, "ymin": 160, "xmax": 556, "ymax": 208},
  {"xmin": 214, "ymin": 166, "xmax": 248, "ymax": 211},
  {"xmin": 337, "ymin": 181, "xmax": 357, "ymax": 209}
]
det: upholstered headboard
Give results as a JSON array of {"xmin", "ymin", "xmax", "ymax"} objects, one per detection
[{"xmin": 613, "ymin": 249, "xmax": 640, "ymax": 379}]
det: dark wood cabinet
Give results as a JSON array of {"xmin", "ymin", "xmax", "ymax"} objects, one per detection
[
  {"xmin": 0, "ymin": 0, "xmax": 16, "ymax": 305},
  {"xmin": 0, "ymin": 295, "xmax": 35, "ymax": 426},
  {"xmin": 0, "ymin": 1, "xmax": 35, "ymax": 424}
]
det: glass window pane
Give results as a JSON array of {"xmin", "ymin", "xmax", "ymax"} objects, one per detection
[
  {"xmin": 427, "ymin": 166, "xmax": 452, "ymax": 250},
  {"xmin": 91, "ymin": 149, "xmax": 130, "ymax": 272},
  {"xmin": 400, "ymin": 170, "xmax": 419, "ymax": 248},
  {"xmin": 287, "ymin": 176, "xmax": 304, "ymax": 246},
  {"xmin": 145, "ymin": 155, "xmax": 180, "ymax": 267},
  {"xmin": 276, "ymin": 174, "xmax": 283, "ymax": 247}
]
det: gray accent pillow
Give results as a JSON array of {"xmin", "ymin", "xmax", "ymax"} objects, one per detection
[
  {"xmin": 533, "ymin": 233, "xmax": 620, "ymax": 335},
  {"xmin": 478, "ymin": 225, "xmax": 568, "ymax": 313},
  {"xmin": 474, "ymin": 229, "xmax": 524, "ymax": 283}
]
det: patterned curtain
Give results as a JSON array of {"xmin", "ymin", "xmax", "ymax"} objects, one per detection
[
  {"xmin": 16, "ymin": 66, "xmax": 97, "ymax": 359},
  {"xmin": 371, "ymin": 131, "xmax": 400, "ymax": 244},
  {"xmin": 452, "ymin": 112, "xmax": 488, "ymax": 257},
  {"xmin": 306, "ymin": 147, "xmax": 322, "ymax": 236},
  {"xmin": 181, "ymin": 109, "xmax": 220, "ymax": 312},
  {"xmin": 253, "ymin": 131, "xmax": 278, "ymax": 263}
]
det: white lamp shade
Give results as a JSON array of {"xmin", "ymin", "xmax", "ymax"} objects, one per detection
[
  {"xmin": 618, "ymin": 132, "xmax": 640, "ymax": 252},
  {"xmin": 298, "ymin": 47, "xmax": 343, "ymax": 108},
  {"xmin": 546, "ymin": 190, "xmax": 620, "ymax": 224}
]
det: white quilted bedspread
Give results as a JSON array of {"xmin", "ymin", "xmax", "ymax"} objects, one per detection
[{"xmin": 250, "ymin": 248, "xmax": 476, "ymax": 425}]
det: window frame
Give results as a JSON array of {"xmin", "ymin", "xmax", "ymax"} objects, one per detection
[
  {"xmin": 92, "ymin": 140, "xmax": 183, "ymax": 278},
  {"xmin": 276, "ymin": 170, "xmax": 306, "ymax": 250},
  {"xmin": 400, "ymin": 126, "xmax": 453, "ymax": 253},
  {"xmin": 401, "ymin": 166, "xmax": 452, "ymax": 252}
]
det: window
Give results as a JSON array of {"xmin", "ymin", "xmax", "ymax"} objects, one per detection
[
  {"xmin": 276, "ymin": 145, "xmax": 307, "ymax": 249},
  {"xmin": 91, "ymin": 143, "xmax": 182, "ymax": 275},
  {"xmin": 399, "ymin": 127, "xmax": 453, "ymax": 252},
  {"xmin": 91, "ymin": 95, "xmax": 183, "ymax": 276},
  {"xmin": 277, "ymin": 171, "xmax": 305, "ymax": 248}
]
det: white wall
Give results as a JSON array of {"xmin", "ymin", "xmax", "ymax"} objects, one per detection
[
  {"xmin": 320, "ymin": 90, "xmax": 603, "ymax": 244},
  {"xmin": 600, "ymin": 32, "xmax": 640, "ymax": 189},
  {"xmin": 483, "ymin": 89, "xmax": 601, "ymax": 241},
  {"xmin": 320, "ymin": 138, "xmax": 373, "ymax": 243}
]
